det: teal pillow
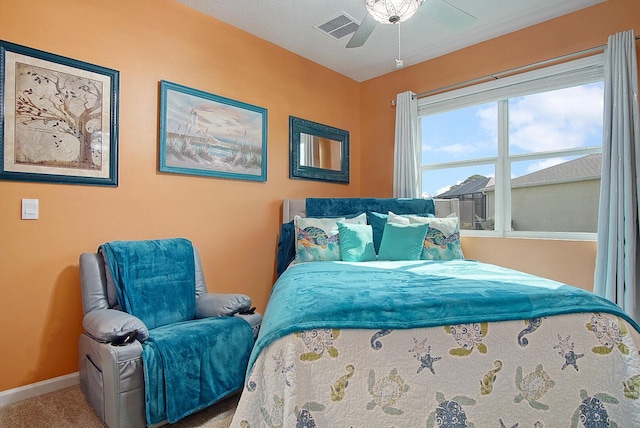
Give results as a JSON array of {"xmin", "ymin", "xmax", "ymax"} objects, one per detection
[
  {"xmin": 367, "ymin": 211, "xmax": 434, "ymax": 253},
  {"xmin": 367, "ymin": 211, "xmax": 388, "ymax": 253},
  {"xmin": 377, "ymin": 222, "xmax": 429, "ymax": 261},
  {"xmin": 337, "ymin": 222, "xmax": 376, "ymax": 262}
]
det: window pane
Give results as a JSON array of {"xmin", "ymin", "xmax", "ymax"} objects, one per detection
[
  {"xmin": 423, "ymin": 165, "xmax": 495, "ymax": 231},
  {"xmin": 508, "ymin": 82, "xmax": 604, "ymax": 155},
  {"xmin": 421, "ymin": 102, "xmax": 498, "ymax": 164},
  {"xmin": 419, "ymin": 59, "xmax": 604, "ymax": 238},
  {"xmin": 510, "ymin": 156, "xmax": 600, "ymax": 233}
]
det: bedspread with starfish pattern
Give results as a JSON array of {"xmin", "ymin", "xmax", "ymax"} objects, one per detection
[{"xmin": 231, "ymin": 261, "xmax": 640, "ymax": 427}]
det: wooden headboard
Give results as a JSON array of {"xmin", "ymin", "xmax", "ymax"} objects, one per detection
[{"xmin": 282, "ymin": 198, "xmax": 459, "ymax": 223}]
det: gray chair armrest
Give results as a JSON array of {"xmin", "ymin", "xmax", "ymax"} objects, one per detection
[
  {"xmin": 83, "ymin": 308, "xmax": 150, "ymax": 344},
  {"xmin": 195, "ymin": 292, "xmax": 251, "ymax": 318}
]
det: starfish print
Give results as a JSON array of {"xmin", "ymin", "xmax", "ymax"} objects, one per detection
[
  {"xmin": 554, "ymin": 334, "xmax": 584, "ymax": 371},
  {"xmin": 416, "ymin": 348, "xmax": 442, "ymax": 374},
  {"xmin": 561, "ymin": 349, "xmax": 584, "ymax": 371},
  {"xmin": 409, "ymin": 338, "xmax": 441, "ymax": 374},
  {"xmin": 273, "ymin": 350, "xmax": 294, "ymax": 387}
]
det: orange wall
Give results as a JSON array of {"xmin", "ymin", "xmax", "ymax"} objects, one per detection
[
  {"xmin": 0, "ymin": 0, "xmax": 361, "ymax": 392},
  {"xmin": 360, "ymin": 0, "xmax": 639, "ymax": 289},
  {"xmin": 1, "ymin": 0, "xmax": 638, "ymax": 393}
]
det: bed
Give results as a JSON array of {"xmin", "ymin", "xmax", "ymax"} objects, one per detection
[{"xmin": 230, "ymin": 198, "xmax": 640, "ymax": 428}]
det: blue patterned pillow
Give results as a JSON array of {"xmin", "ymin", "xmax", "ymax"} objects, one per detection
[
  {"xmin": 294, "ymin": 215, "xmax": 345, "ymax": 262},
  {"xmin": 407, "ymin": 215, "xmax": 464, "ymax": 260}
]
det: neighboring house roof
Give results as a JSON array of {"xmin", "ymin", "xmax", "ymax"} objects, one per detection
[
  {"xmin": 437, "ymin": 176, "xmax": 492, "ymax": 198},
  {"xmin": 512, "ymin": 153, "xmax": 601, "ymax": 187},
  {"xmin": 483, "ymin": 153, "xmax": 601, "ymax": 191}
]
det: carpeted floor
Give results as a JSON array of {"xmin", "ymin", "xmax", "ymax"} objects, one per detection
[{"xmin": 0, "ymin": 385, "xmax": 239, "ymax": 428}]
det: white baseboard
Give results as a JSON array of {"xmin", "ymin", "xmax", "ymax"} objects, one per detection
[{"xmin": 0, "ymin": 372, "xmax": 79, "ymax": 408}]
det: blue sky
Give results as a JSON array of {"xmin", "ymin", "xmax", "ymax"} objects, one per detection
[{"xmin": 420, "ymin": 82, "xmax": 604, "ymax": 196}]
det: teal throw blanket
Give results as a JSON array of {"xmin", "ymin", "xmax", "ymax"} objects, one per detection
[
  {"xmin": 249, "ymin": 259, "xmax": 639, "ymax": 374},
  {"xmin": 143, "ymin": 317, "xmax": 253, "ymax": 424},
  {"xmin": 100, "ymin": 238, "xmax": 254, "ymax": 424},
  {"xmin": 100, "ymin": 238, "xmax": 196, "ymax": 329}
]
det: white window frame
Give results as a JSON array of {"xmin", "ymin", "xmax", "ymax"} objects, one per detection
[{"xmin": 418, "ymin": 55, "xmax": 605, "ymax": 240}]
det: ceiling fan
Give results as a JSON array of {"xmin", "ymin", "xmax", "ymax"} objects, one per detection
[{"xmin": 346, "ymin": 0, "xmax": 477, "ymax": 48}]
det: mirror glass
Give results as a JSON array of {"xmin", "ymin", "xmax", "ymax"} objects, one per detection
[
  {"xmin": 299, "ymin": 134, "xmax": 342, "ymax": 171},
  {"xmin": 290, "ymin": 116, "xmax": 349, "ymax": 183}
]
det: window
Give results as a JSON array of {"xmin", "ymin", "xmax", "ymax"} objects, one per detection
[{"xmin": 418, "ymin": 55, "xmax": 604, "ymax": 239}]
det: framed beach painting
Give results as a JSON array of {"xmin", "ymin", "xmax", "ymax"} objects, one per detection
[
  {"xmin": 159, "ymin": 80, "xmax": 268, "ymax": 182},
  {"xmin": 0, "ymin": 41, "xmax": 119, "ymax": 186}
]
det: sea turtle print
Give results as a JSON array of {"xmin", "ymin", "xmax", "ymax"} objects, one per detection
[
  {"xmin": 366, "ymin": 368, "xmax": 410, "ymax": 415},
  {"xmin": 585, "ymin": 313, "xmax": 630, "ymax": 355},
  {"xmin": 445, "ymin": 323, "xmax": 488, "ymax": 356},
  {"xmin": 514, "ymin": 364, "xmax": 555, "ymax": 410},
  {"xmin": 570, "ymin": 389, "xmax": 619, "ymax": 428},
  {"xmin": 553, "ymin": 334, "xmax": 584, "ymax": 371},
  {"xmin": 622, "ymin": 374, "xmax": 640, "ymax": 400},
  {"xmin": 424, "ymin": 227, "xmax": 459, "ymax": 249},
  {"xmin": 260, "ymin": 394, "xmax": 284, "ymax": 428},
  {"xmin": 295, "ymin": 328, "xmax": 340, "ymax": 361},
  {"xmin": 297, "ymin": 226, "xmax": 338, "ymax": 253},
  {"xmin": 294, "ymin": 401, "xmax": 326, "ymax": 428},
  {"xmin": 409, "ymin": 337, "xmax": 442, "ymax": 374},
  {"xmin": 426, "ymin": 391, "xmax": 476, "ymax": 428},
  {"xmin": 331, "ymin": 364, "xmax": 355, "ymax": 402},
  {"xmin": 480, "ymin": 360, "xmax": 503, "ymax": 395}
]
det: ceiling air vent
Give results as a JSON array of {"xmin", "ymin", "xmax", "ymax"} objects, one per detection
[{"xmin": 314, "ymin": 13, "xmax": 360, "ymax": 40}]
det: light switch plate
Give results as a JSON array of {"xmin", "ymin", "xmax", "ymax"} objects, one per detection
[{"xmin": 22, "ymin": 198, "xmax": 39, "ymax": 220}]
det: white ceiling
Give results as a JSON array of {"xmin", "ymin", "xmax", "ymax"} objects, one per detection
[{"xmin": 175, "ymin": 0, "xmax": 605, "ymax": 82}]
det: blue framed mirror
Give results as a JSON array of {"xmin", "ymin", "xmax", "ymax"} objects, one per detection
[{"xmin": 289, "ymin": 116, "xmax": 350, "ymax": 184}]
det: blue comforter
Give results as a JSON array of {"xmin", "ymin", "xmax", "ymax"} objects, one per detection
[{"xmin": 248, "ymin": 259, "xmax": 639, "ymax": 373}]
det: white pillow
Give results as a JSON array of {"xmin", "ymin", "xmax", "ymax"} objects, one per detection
[
  {"xmin": 343, "ymin": 212, "xmax": 367, "ymax": 225},
  {"xmin": 388, "ymin": 211, "xmax": 411, "ymax": 225}
]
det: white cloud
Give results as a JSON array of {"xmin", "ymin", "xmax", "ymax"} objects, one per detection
[
  {"xmin": 509, "ymin": 84, "xmax": 603, "ymax": 152},
  {"xmin": 476, "ymin": 104, "xmax": 498, "ymax": 138},
  {"xmin": 436, "ymin": 184, "xmax": 455, "ymax": 195},
  {"xmin": 434, "ymin": 143, "xmax": 478, "ymax": 156}
]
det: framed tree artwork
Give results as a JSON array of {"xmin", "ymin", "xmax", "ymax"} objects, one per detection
[
  {"xmin": 159, "ymin": 80, "xmax": 268, "ymax": 182},
  {"xmin": 0, "ymin": 41, "xmax": 119, "ymax": 186}
]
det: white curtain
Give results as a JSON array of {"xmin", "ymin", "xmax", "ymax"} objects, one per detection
[
  {"xmin": 393, "ymin": 91, "xmax": 419, "ymax": 198},
  {"xmin": 594, "ymin": 30, "xmax": 640, "ymax": 323},
  {"xmin": 300, "ymin": 133, "xmax": 314, "ymax": 167}
]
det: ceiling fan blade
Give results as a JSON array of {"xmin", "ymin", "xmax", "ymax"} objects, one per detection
[
  {"xmin": 346, "ymin": 13, "xmax": 377, "ymax": 48},
  {"xmin": 424, "ymin": 0, "xmax": 476, "ymax": 33}
]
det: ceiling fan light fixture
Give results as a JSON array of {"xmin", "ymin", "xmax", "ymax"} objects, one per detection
[{"xmin": 365, "ymin": 0, "xmax": 424, "ymax": 24}]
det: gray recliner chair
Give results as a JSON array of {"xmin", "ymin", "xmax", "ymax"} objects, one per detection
[{"xmin": 78, "ymin": 241, "xmax": 261, "ymax": 428}]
